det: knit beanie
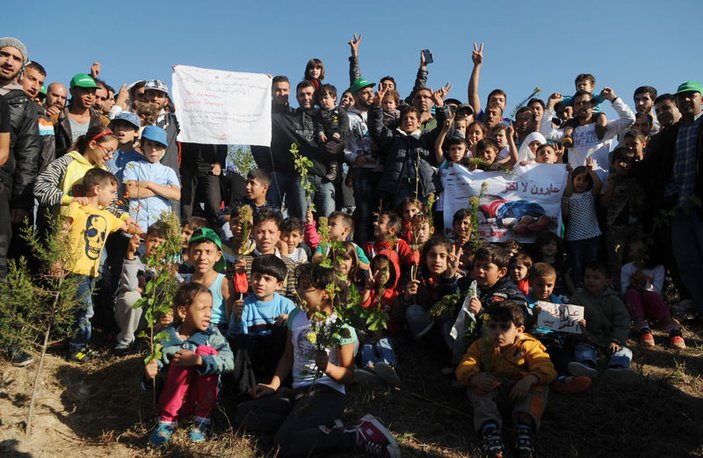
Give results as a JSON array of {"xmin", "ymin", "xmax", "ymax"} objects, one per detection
[{"xmin": 0, "ymin": 37, "xmax": 28, "ymax": 64}]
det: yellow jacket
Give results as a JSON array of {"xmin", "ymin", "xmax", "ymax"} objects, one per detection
[{"xmin": 456, "ymin": 333, "xmax": 557, "ymax": 386}]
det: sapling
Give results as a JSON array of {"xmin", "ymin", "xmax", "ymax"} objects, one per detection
[
  {"xmin": 0, "ymin": 214, "xmax": 81, "ymax": 433},
  {"xmin": 129, "ymin": 212, "xmax": 183, "ymax": 403}
]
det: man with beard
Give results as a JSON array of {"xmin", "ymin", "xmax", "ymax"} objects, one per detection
[
  {"xmin": 19, "ymin": 61, "xmax": 45, "ymax": 103},
  {"xmin": 19, "ymin": 61, "xmax": 55, "ymax": 173},
  {"xmin": 514, "ymin": 106, "xmax": 537, "ymax": 146},
  {"xmin": 44, "ymin": 82, "xmax": 67, "ymax": 117},
  {"xmin": 0, "ymin": 37, "xmax": 40, "ymax": 367},
  {"xmin": 640, "ymin": 82, "xmax": 703, "ymax": 324},
  {"xmin": 52, "ymin": 73, "xmax": 109, "ymax": 158},
  {"xmin": 653, "ymin": 94, "xmax": 681, "ymax": 130},
  {"xmin": 346, "ymin": 77, "xmax": 379, "ymax": 245},
  {"xmin": 633, "ymin": 86, "xmax": 660, "ymax": 135},
  {"xmin": 94, "ymin": 79, "xmax": 114, "ymax": 116},
  {"xmin": 541, "ymin": 88, "xmax": 635, "ymax": 173}
]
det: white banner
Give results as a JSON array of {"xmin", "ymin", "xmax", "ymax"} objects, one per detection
[
  {"xmin": 442, "ymin": 163, "xmax": 568, "ymax": 243},
  {"xmin": 172, "ymin": 65, "xmax": 271, "ymax": 146},
  {"xmin": 536, "ymin": 301, "xmax": 584, "ymax": 334}
]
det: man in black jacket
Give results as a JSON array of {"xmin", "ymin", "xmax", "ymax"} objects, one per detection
[
  {"xmin": 0, "ymin": 37, "xmax": 40, "ymax": 368},
  {"xmin": 0, "ymin": 37, "xmax": 40, "ymax": 280},
  {"xmin": 642, "ymin": 81, "xmax": 703, "ymax": 322}
]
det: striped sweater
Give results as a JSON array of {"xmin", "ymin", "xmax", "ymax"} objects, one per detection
[{"xmin": 34, "ymin": 150, "xmax": 126, "ymax": 218}]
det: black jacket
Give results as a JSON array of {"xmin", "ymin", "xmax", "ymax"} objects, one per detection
[
  {"xmin": 639, "ymin": 117, "xmax": 703, "ymax": 223},
  {"xmin": 52, "ymin": 106, "xmax": 108, "ymax": 158},
  {"xmin": 1, "ymin": 89, "xmax": 40, "ymax": 210}
]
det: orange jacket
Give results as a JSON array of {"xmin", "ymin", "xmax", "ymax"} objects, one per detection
[{"xmin": 456, "ymin": 333, "xmax": 557, "ymax": 386}]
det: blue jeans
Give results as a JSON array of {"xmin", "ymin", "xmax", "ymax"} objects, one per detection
[
  {"xmin": 267, "ymin": 171, "xmax": 306, "ymax": 219},
  {"xmin": 574, "ymin": 342, "xmax": 632, "ymax": 369},
  {"xmin": 306, "ymin": 175, "xmax": 335, "ymax": 218},
  {"xmin": 361, "ymin": 337, "xmax": 396, "ymax": 367},
  {"xmin": 69, "ymin": 275, "xmax": 97, "ymax": 353},
  {"xmin": 352, "ymin": 168, "xmax": 381, "ymax": 245},
  {"xmin": 671, "ymin": 211, "xmax": 703, "ymax": 314},
  {"xmin": 566, "ymin": 236, "xmax": 600, "ymax": 285}
]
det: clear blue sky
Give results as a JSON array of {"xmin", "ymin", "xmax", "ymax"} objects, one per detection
[{"xmin": 6, "ymin": 0, "xmax": 701, "ymax": 115}]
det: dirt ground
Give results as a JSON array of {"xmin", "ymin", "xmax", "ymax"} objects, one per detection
[{"xmin": 2, "ymin": 322, "xmax": 703, "ymax": 458}]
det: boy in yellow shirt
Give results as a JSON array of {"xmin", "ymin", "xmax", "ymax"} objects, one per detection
[
  {"xmin": 63, "ymin": 168, "xmax": 142, "ymax": 363},
  {"xmin": 456, "ymin": 301, "xmax": 556, "ymax": 458}
]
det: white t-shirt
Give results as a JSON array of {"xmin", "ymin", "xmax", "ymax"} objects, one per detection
[{"xmin": 288, "ymin": 308, "xmax": 357, "ymax": 394}]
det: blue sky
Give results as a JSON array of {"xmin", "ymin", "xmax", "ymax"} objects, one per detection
[{"xmin": 5, "ymin": 0, "xmax": 701, "ymax": 115}]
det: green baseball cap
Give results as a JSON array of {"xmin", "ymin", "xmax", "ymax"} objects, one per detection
[
  {"xmin": 70, "ymin": 73, "xmax": 97, "ymax": 89},
  {"xmin": 675, "ymin": 80, "xmax": 703, "ymax": 95},
  {"xmin": 188, "ymin": 227, "xmax": 226, "ymax": 273},
  {"xmin": 350, "ymin": 77, "xmax": 375, "ymax": 94}
]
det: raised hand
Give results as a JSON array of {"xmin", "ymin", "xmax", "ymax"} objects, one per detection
[
  {"xmin": 90, "ymin": 62, "xmax": 101, "ymax": 79},
  {"xmin": 348, "ymin": 32, "xmax": 362, "ymax": 56},
  {"xmin": 471, "ymin": 42, "xmax": 484, "ymax": 65},
  {"xmin": 374, "ymin": 85, "xmax": 388, "ymax": 107},
  {"xmin": 600, "ymin": 87, "xmax": 617, "ymax": 101}
]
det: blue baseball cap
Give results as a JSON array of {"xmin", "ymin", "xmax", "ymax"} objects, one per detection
[
  {"xmin": 111, "ymin": 111, "xmax": 141, "ymax": 129},
  {"xmin": 141, "ymin": 125, "xmax": 168, "ymax": 147}
]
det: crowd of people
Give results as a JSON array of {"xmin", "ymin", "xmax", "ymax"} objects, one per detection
[{"xmin": 1, "ymin": 33, "xmax": 702, "ymax": 458}]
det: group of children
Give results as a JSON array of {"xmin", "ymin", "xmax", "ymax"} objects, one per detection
[{"xmin": 9, "ymin": 44, "xmax": 692, "ymax": 458}]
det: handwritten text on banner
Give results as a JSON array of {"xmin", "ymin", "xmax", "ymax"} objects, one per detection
[{"xmin": 172, "ymin": 65, "xmax": 271, "ymax": 146}]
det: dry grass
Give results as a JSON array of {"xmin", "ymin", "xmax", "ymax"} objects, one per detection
[{"xmin": 1, "ymin": 321, "xmax": 703, "ymax": 457}]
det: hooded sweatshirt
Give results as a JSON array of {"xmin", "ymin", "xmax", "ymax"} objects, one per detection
[
  {"xmin": 571, "ymin": 287, "xmax": 630, "ymax": 347},
  {"xmin": 361, "ymin": 249, "xmax": 401, "ymax": 311}
]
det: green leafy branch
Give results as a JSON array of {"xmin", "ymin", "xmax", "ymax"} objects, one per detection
[{"xmin": 291, "ymin": 143, "xmax": 316, "ymax": 214}]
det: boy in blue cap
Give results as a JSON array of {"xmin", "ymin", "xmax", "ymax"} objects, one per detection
[{"xmin": 123, "ymin": 125, "xmax": 181, "ymax": 230}]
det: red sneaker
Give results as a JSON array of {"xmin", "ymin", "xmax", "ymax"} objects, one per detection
[
  {"xmin": 354, "ymin": 414, "xmax": 401, "ymax": 458},
  {"xmin": 553, "ymin": 375, "xmax": 592, "ymax": 394},
  {"xmin": 639, "ymin": 330, "xmax": 655, "ymax": 347},
  {"xmin": 669, "ymin": 335, "xmax": 686, "ymax": 349}
]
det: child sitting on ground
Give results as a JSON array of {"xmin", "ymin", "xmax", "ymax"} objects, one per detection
[
  {"xmin": 357, "ymin": 249, "xmax": 402, "ymax": 386},
  {"xmin": 235, "ymin": 263, "xmax": 400, "ymax": 457},
  {"xmin": 280, "ymin": 217, "xmax": 310, "ymax": 265},
  {"xmin": 621, "ymin": 239, "xmax": 685, "ymax": 349},
  {"xmin": 227, "ymin": 255, "xmax": 296, "ymax": 396},
  {"xmin": 399, "ymin": 237, "xmax": 462, "ymax": 355},
  {"xmin": 397, "ymin": 197, "xmax": 425, "ymax": 245},
  {"xmin": 532, "ymin": 230, "xmax": 574, "ymax": 300},
  {"xmin": 510, "ymin": 251, "xmax": 532, "ymax": 296},
  {"xmin": 366, "ymin": 211, "xmax": 414, "ymax": 269},
  {"xmin": 568, "ymin": 261, "xmax": 638, "ymax": 383},
  {"xmin": 456, "ymin": 301, "xmax": 557, "ymax": 458},
  {"xmin": 313, "ymin": 211, "xmax": 370, "ymax": 270},
  {"xmin": 146, "ymin": 283, "xmax": 234, "ymax": 446},
  {"xmin": 526, "ymin": 263, "xmax": 591, "ymax": 394},
  {"xmin": 463, "ymin": 245, "xmax": 528, "ymax": 345}
]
